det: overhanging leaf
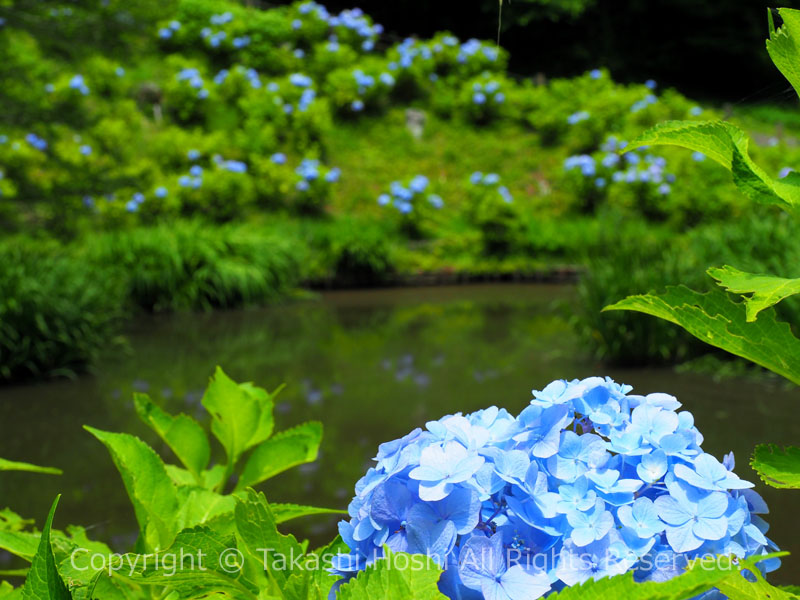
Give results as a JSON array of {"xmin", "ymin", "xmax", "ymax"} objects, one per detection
[
  {"xmin": 21, "ymin": 496, "xmax": 70, "ymax": 600},
  {"xmin": 709, "ymin": 265, "xmax": 800, "ymax": 322},
  {"xmin": 0, "ymin": 458, "xmax": 61, "ymax": 476},
  {"xmin": 767, "ymin": 8, "xmax": 800, "ymax": 99},
  {"xmin": 271, "ymin": 503, "xmax": 346, "ymax": 525},
  {"xmin": 625, "ymin": 120, "xmax": 800, "ymax": 212},
  {"xmin": 751, "ymin": 444, "xmax": 800, "ymax": 489},
  {"xmin": 604, "ymin": 285, "xmax": 800, "ymax": 385}
]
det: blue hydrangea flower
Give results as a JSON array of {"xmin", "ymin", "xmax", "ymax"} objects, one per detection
[
  {"xmin": 334, "ymin": 377, "xmax": 776, "ymax": 598},
  {"xmin": 270, "ymin": 152, "xmax": 287, "ymax": 165}
]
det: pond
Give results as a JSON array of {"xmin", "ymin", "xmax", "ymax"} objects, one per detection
[{"xmin": 1, "ymin": 283, "xmax": 799, "ymax": 583}]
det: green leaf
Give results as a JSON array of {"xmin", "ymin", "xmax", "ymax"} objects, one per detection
[
  {"xmin": 546, "ymin": 554, "xmax": 788, "ymax": 600},
  {"xmin": 0, "ymin": 531, "xmax": 40, "ymax": 562},
  {"xmin": 604, "ymin": 285, "xmax": 800, "ymax": 385},
  {"xmin": 625, "ymin": 120, "xmax": 800, "ymax": 212},
  {"xmin": 0, "ymin": 582, "xmax": 22, "ymax": 599},
  {"xmin": 174, "ymin": 487, "xmax": 236, "ymax": 533},
  {"xmin": 0, "ymin": 458, "xmax": 61, "ymax": 475},
  {"xmin": 135, "ymin": 526, "xmax": 258, "ymax": 600},
  {"xmin": 21, "ymin": 496, "xmax": 70, "ymax": 600},
  {"xmin": 236, "ymin": 421, "xmax": 322, "ymax": 491},
  {"xmin": 84, "ymin": 426, "xmax": 180, "ymax": 551},
  {"xmin": 716, "ymin": 557, "xmax": 799, "ymax": 599},
  {"xmin": 201, "ymin": 367, "xmax": 276, "ymax": 470},
  {"xmin": 234, "ymin": 489, "xmax": 305, "ymax": 591},
  {"xmin": 767, "ymin": 8, "xmax": 800, "ymax": 99},
  {"xmin": 133, "ymin": 393, "xmax": 210, "ymax": 478},
  {"xmin": 709, "ymin": 265, "xmax": 800, "ymax": 322},
  {"xmin": 271, "ymin": 503, "xmax": 346, "ymax": 525},
  {"xmin": 752, "ymin": 444, "xmax": 800, "ymax": 489},
  {"xmin": 336, "ymin": 548, "xmax": 447, "ymax": 600}
]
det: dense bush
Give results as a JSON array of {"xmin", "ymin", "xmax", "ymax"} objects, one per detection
[
  {"xmin": 84, "ymin": 221, "xmax": 307, "ymax": 312},
  {"xmin": 0, "ymin": 239, "xmax": 125, "ymax": 381}
]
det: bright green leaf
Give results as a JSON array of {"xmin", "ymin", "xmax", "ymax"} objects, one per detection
[
  {"xmin": 236, "ymin": 422, "xmax": 322, "ymax": 491},
  {"xmin": 0, "ymin": 458, "xmax": 61, "ymax": 476},
  {"xmin": 709, "ymin": 265, "xmax": 800, "ymax": 322},
  {"xmin": 604, "ymin": 285, "xmax": 800, "ymax": 385},
  {"xmin": 21, "ymin": 496, "xmax": 70, "ymax": 600},
  {"xmin": 84, "ymin": 426, "xmax": 180, "ymax": 551},
  {"xmin": 271, "ymin": 503, "xmax": 346, "ymax": 525},
  {"xmin": 625, "ymin": 120, "xmax": 800, "ymax": 212},
  {"xmin": 546, "ymin": 554, "xmax": 788, "ymax": 600},
  {"xmin": 336, "ymin": 548, "xmax": 447, "ymax": 600},
  {"xmin": 201, "ymin": 367, "xmax": 276, "ymax": 470},
  {"xmin": 0, "ymin": 582, "xmax": 21, "ymax": 599},
  {"xmin": 767, "ymin": 8, "xmax": 800, "ymax": 99},
  {"xmin": 716, "ymin": 557, "xmax": 799, "ymax": 599},
  {"xmin": 752, "ymin": 444, "xmax": 800, "ymax": 489},
  {"xmin": 0, "ymin": 531, "xmax": 40, "ymax": 562},
  {"xmin": 133, "ymin": 393, "xmax": 210, "ymax": 478}
]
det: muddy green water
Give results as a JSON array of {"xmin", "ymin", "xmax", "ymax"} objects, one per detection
[{"xmin": 1, "ymin": 284, "xmax": 799, "ymax": 583}]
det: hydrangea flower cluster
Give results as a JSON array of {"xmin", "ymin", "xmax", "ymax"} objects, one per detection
[
  {"xmin": 295, "ymin": 158, "xmax": 340, "ymax": 191},
  {"xmin": 377, "ymin": 175, "xmax": 442, "ymax": 214},
  {"xmin": 469, "ymin": 171, "xmax": 513, "ymax": 203},
  {"xmin": 296, "ymin": 2, "xmax": 382, "ymax": 51},
  {"xmin": 334, "ymin": 377, "xmax": 777, "ymax": 599},
  {"xmin": 69, "ymin": 74, "xmax": 90, "ymax": 96},
  {"xmin": 472, "ymin": 80, "xmax": 505, "ymax": 106},
  {"xmin": 564, "ymin": 136, "xmax": 675, "ymax": 195}
]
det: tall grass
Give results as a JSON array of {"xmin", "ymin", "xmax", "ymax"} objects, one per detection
[{"xmin": 83, "ymin": 220, "xmax": 307, "ymax": 312}]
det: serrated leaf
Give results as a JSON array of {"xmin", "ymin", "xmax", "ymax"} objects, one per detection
[
  {"xmin": 133, "ymin": 393, "xmax": 210, "ymax": 478},
  {"xmin": 135, "ymin": 526, "xmax": 259, "ymax": 600},
  {"xmin": 0, "ymin": 458, "xmax": 61, "ymax": 475},
  {"xmin": 201, "ymin": 367, "xmax": 276, "ymax": 470},
  {"xmin": 709, "ymin": 265, "xmax": 800, "ymax": 322},
  {"xmin": 21, "ymin": 496, "xmax": 70, "ymax": 600},
  {"xmin": 174, "ymin": 487, "xmax": 236, "ymax": 533},
  {"xmin": 84, "ymin": 426, "xmax": 180, "ymax": 551},
  {"xmin": 547, "ymin": 554, "xmax": 788, "ymax": 600},
  {"xmin": 626, "ymin": 120, "xmax": 800, "ymax": 212},
  {"xmin": 604, "ymin": 285, "xmax": 800, "ymax": 385},
  {"xmin": 716, "ymin": 557, "xmax": 799, "ymax": 599},
  {"xmin": 271, "ymin": 503, "xmax": 346, "ymax": 525},
  {"xmin": 236, "ymin": 422, "xmax": 322, "ymax": 491},
  {"xmin": 234, "ymin": 489, "xmax": 305, "ymax": 591},
  {"xmin": 752, "ymin": 444, "xmax": 800, "ymax": 489},
  {"xmin": 767, "ymin": 8, "xmax": 800, "ymax": 99},
  {"xmin": 336, "ymin": 548, "xmax": 447, "ymax": 600}
]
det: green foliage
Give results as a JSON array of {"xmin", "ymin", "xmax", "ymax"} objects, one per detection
[
  {"xmin": 337, "ymin": 548, "xmax": 448, "ymax": 600},
  {"xmin": 709, "ymin": 265, "xmax": 800, "ymax": 322},
  {"xmin": 547, "ymin": 554, "xmax": 792, "ymax": 600},
  {"xmin": 0, "ymin": 238, "xmax": 125, "ymax": 382},
  {"xmin": 20, "ymin": 497, "xmax": 69, "ymax": 600},
  {"xmin": 751, "ymin": 444, "xmax": 800, "ymax": 489}
]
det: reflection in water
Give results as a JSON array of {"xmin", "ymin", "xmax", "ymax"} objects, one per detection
[{"xmin": 1, "ymin": 284, "xmax": 799, "ymax": 583}]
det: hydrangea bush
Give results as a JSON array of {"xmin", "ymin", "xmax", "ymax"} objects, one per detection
[{"xmin": 334, "ymin": 377, "xmax": 777, "ymax": 599}]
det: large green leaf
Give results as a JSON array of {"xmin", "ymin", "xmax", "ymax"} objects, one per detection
[
  {"xmin": 709, "ymin": 265, "xmax": 800, "ymax": 322},
  {"xmin": 134, "ymin": 526, "xmax": 259, "ymax": 600},
  {"xmin": 21, "ymin": 496, "xmax": 70, "ymax": 600},
  {"xmin": 133, "ymin": 393, "xmax": 210, "ymax": 478},
  {"xmin": 234, "ymin": 489, "xmax": 305, "ymax": 591},
  {"xmin": 717, "ymin": 557, "xmax": 799, "ymax": 599},
  {"xmin": 547, "ymin": 554, "xmax": 790, "ymax": 600},
  {"xmin": 604, "ymin": 285, "xmax": 800, "ymax": 385},
  {"xmin": 336, "ymin": 548, "xmax": 447, "ymax": 600},
  {"xmin": 0, "ymin": 531, "xmax": 40, "ymax": 562},
  {"xmin": 201, "ymin": 367, "xmax": 276, "ymax": 470},
  {"xmin": 236, "ymin": 422, "xmax": 322, "ymax": 491},
  {"xmin": 767, "ymin": 8, "xmax": 800, "ymax": 99},
  {"xmin": 85, "ymin": 426, "xmax": 180, "ymax": 551},
  {"xmin": 752, "ymin": 444, "xmax": 800, "ymax": 489},
  {"xmin": 0, "ymin": 458, "xmax": 61, "ymax": 475},
  {"xmin": 0, "ymin": 582, "xmax": 21, "ymax": 599},
  {"xmin": 625, "ymin": 120, "xmax": 800, "ymax": 212}
]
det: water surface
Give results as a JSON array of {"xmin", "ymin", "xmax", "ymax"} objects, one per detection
[{"xmin": 1, "ymin": 284, "xmax": 798, "ymax": 582}]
